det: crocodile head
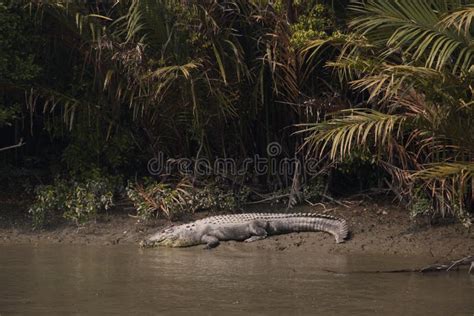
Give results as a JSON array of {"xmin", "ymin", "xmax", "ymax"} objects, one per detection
[{"xmin": 140, "ymin": 224, "xmax": 198, "ymax": 248}]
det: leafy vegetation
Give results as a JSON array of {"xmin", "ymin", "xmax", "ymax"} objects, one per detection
[
  {"xmin": 0, "ymin": 2, "xmax": 41, "ymax": 127},
  {"xmin": 29, "ymin": 173, "xmax": 118, "ymax": 228},
  {"xmin": 127, "ymin": 178, "xmax": 249, "ymax": 220},
  {"xmin": 0, "ymin": 0, "xmax": 472, "ymax": 227},
  {"xmin": 302, "ymin": 0, "xmax": 474, "ymax": 221}
]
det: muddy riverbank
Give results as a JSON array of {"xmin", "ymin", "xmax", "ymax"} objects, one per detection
[{"xmin": 1, "ymin": 199, "xmax": 473, "ymax": 260}]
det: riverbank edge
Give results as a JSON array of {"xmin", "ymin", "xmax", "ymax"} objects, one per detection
[{"xmin": 1, "ymin": 199, "xmax": 473, "ymax": 260}]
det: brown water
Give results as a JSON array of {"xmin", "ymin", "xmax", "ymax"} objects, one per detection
[{"xmin": 0, "ymin": 244, "xmax": 473, "ymax": 315}]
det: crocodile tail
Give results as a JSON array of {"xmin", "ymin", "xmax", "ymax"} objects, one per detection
[
  {"xmin": 299, "ymin": 213, "xmax": 349, "ymax": 243},
  {"xmin": 310, "ymin": 215, "xmax": 348, "ymax": 243},
  {"xmin": 266, "ymin": 214, "xmax": 349, "ymax": 243},
  {"xmin": 335, "ymin": 218, "xmax": 349, "ymax": 243}
]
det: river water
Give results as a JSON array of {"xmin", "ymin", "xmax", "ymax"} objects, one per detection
[{"xmin": 0, "ymin": 244, "xmax": 473, "ymax": 315}]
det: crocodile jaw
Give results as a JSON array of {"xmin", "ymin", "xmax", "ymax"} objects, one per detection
[
  {"xmin": 140, "ymin": 238, "xmax": 196, "ymax": 248},
  {"xmin": 140, "ymin": 228, "xmax": 199, "ymax": 248}
]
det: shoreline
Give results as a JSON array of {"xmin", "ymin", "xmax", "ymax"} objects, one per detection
[{"xmin": 1, "ymin": 199, "xmax": 473, "ymax": 260}]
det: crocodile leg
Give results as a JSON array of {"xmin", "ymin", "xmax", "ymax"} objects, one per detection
[
  {"xmin": 244, "ymin": 220, "xmax": 268, "ymax": 243},
  {"xmin": 201, "ymin": 235, "xmax": 220, "ymax": 249},
  {"xmin": 244, "ymin": 235, "xmax": 267, "ymax": 242}
]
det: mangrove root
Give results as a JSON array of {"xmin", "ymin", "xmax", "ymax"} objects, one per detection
[
  {"xmin": 420, "ymin": 255, "xmax": 474, "ymax": 273},
  {"xmin": 325, "ymin": 255, "xmax": 474, "ymax": 274}
]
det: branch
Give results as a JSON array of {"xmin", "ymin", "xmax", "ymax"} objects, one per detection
[
  {"xmin": 0, "ymin": 139, "xmax": 25, "ymax": 152},
  {"xmin": 420, "ymin": 255, "xmax": 474, "ymax": 273}
]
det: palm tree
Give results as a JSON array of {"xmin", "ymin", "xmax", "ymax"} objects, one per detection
[{"xmin": 301, "ymin": 0, "xmax": 474, "ymax": 219}]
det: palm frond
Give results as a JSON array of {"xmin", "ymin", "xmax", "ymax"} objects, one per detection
[
  {"xmin": 349, "ymin": 65, "xmax": 449, "ymax": 103},
  {"xmin": 440, "ymin": 5, "xmax": 474, "ymax": 37},
  {"xmin": 147, "ymin": 62, "xmax": 201, "ymax": 80},
  {"xmin": 413, "ymin": 162, "xmax": 474, "ymax": 218},
  {"xmin": 300, "ymin": 109, "xmax": 407, "ymax": 160},
  {"xmin": 350, "ymin": 0, "xmax": 474, "ymax": 74},
  {"xmin": 414, "ymin": 162, "xmax": 474, "ymax": 180}
]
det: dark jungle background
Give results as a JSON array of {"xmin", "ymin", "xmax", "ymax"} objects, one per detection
[{"xmin": 1, "ymin": 0, "xmax": 473, "ymax": 227}]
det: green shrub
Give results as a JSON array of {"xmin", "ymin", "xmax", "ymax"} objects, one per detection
[
  {"xmin": 409, "ymin": 188, "xmax": 434, "ymax": 219},
  {"xmin": 127, "ymin": 179, "xmax": 250, "ymax": 221},
  {"xmin": 29, "ymin": 183, "xmax": 68, "ymax": 229},
  {"xmin": 62, "ymin": 180, "xmax": 114, "ymax": 224},
  {"xmin": 29, "ymin": 174, "xmax": 117, "ymax": 228},
  {"xmin": 290, "ymin": 4, "xmax": 336, "ymax": 48},
  {"xmin": 303, "ymin": 177, "xmax": 325, "ymax": 202},
  {"xmin": 409, "ymin": 186, "xmax": 472, "ymax": 227},
  {"xmin": 126, "ymin": 181, "xmax": 185, "ymax": 220}
]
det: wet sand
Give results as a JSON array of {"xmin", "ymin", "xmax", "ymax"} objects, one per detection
[{"xmin": 1, "ymin": 199, "xmax": 473, "ymax": 260}]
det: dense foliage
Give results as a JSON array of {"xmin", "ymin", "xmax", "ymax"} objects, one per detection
[
  {"xmin": 302, "ymin": 0, "xmax": 474, "ymax": 222},
  {"xmin": 0, "ymin": 0, "xmax": 472, "ymax": 226},
  {"xmin": 126, "ymin": 178, "xmax": 249, "ymax": 220},
  {"xmin": 0, "ymin": 3, "xmax": 41, "ymax": 127},
  {"xmin": 29, "ymin": 172, "xmax": 118, "ymax": 228}
]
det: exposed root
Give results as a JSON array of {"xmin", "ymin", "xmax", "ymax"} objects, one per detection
[
  {"xmin": 326, "ymin": 255, "xmax": 474, "ymax": 274},
  {"xmin": 421, "ymin": 255, "xmax": 474, "ymax": 273}
]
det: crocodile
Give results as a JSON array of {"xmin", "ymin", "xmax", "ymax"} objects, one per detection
[{"xmin": 140, "ymin": 213, "xmax": 349, "ymax": 248}]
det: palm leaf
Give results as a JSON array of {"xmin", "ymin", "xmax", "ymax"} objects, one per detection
[
  {"xmin": 350, "ymin": 0, "xmax": 474, "ymax": 74},
  {"xmin": 299, "ymin": 109, "xmax": 407, "ymax": 160},
  {"xmin": 440, "ymin": 5, "xmax": 474, "ymax": 37},
  {"xmin": 414, "ymin": 162, "xmax": 474, "ymax": 180}
]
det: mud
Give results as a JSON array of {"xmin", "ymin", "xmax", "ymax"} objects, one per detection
[{"xmin": 1, "ymin": 199, "xmax": 473, "ymax": 260}]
